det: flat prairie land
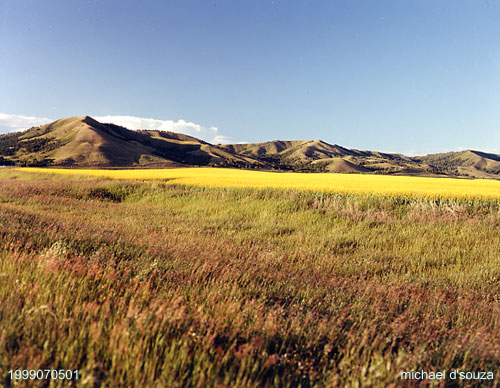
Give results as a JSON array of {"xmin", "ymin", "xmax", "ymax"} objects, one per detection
[{"xmin": 1, "ymin": 168, "xmax": 500, "ymax": 387}]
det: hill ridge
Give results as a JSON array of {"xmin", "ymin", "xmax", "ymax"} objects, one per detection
[
  {"xmin": 0, "ymin": 116, "xmax": 263, "ymax": 168},
  {"xmin": 1, "ymin": 116, "xmax": 500, "ymax": 179}
]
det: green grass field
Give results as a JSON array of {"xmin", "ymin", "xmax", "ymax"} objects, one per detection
[{"xmin": 0, "ymin": 169, "xmax": 499, "ymax": 387}]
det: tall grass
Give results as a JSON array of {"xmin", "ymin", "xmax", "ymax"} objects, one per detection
[
  {"xmin": 20, "ymin": 166, "xmax": 500, "ymax": 201},
  {"xmin": 0, "ymin": 170, "xmax": 499, "ymax": 387}
]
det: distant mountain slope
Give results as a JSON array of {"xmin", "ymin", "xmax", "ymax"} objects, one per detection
[{"xmin": 0, "ymin": 116, "xmax": 264, "ymax": 168}]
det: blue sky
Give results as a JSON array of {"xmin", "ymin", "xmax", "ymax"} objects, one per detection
[{"xmin": 1, "ymin": 0, "xmax": 499, "ymax": 154}]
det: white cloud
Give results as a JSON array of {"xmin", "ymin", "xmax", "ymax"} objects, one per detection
[
  {"xmin": 0, "ymin": 113, "xmax": 52, "ymax": 134},
  {"xmin": 211, "ymin": 135, "xmax": 234, "ymax": 144},
  {"xmin": 402, "ymin": 150, "xmax": 423, "ymax": 157},
  {"xmin": 94, "ymin": 115, "xmax": 221, "ymax": 142},
  {"xmin": 0, "ymin": 113, "xmax": 231, "ymax": 144}
]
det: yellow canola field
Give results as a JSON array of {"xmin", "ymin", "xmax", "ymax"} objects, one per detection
[{"xmin": 20, "ymin": 167, "xmax": 500, "ymax": 200}]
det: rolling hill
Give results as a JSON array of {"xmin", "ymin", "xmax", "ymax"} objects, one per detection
[
  {"xmin": 220, "ymin": 140, "xmax": 429, "ymax": 174},
  {"xmin": 1, "ymin": 116, "xmax": 499, "ymax": 179},
  {"xmin": 414, "ymin": 150, "xmax": 500, "ymax": 179},
  {"xmin": 0, "ymin": 116, "xmax": 264, "ymax": 168}
]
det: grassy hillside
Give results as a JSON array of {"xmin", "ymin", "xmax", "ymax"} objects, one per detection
[
  {"xmin": 3, "ymin": 116, "xmax": 500, "ymax": 179},
  {"xmin": 0, "ymin": 169, "xmax": 499, "ymax": 387},
  {"xmin": 416, "ymin": 150, "xmax": 500, "ymax": 178},
  {"xmin": 0, "ymin": 116, "xmax": 264, "ymax": 168},
  {"xmin": 221, "ymin": 141, "xmax": 500, "ymax": 178},
  {"xmin": 220, "ymin": 140, "xmax": 434, "ymax": 174}
]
